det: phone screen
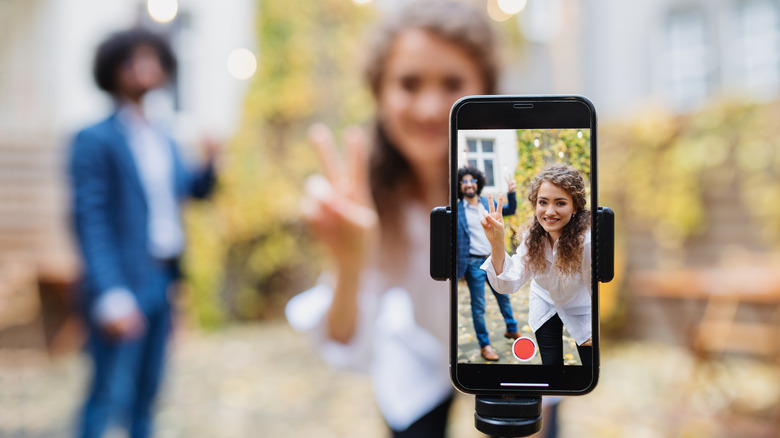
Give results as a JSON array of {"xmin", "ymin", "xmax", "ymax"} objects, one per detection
[{"xmin": 450, "ymin": 96, "xmax": 598, "ymax": 394}]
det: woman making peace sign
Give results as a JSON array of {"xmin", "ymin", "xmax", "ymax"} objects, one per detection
[
  {"xmin": 480, "ymin": 165, "xmax": 594, "ymax": 367},
  {"xmin": 286, "ymin": 2, "xmax": 500, "ymax": 436}
]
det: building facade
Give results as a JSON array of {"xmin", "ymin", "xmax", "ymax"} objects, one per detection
[
  {"xmin": 506, "ymin": 0, "xmax": 780, "ymax": 117},
  {"xmin": 0, "ymin": 0, "xmax": 256, "ymax": 334}
]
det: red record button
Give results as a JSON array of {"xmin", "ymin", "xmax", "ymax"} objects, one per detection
[{"xmin": 512, "ymin": 337, "xmax": 537, "ymax": 362}]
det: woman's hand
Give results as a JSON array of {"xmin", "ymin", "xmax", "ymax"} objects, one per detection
[
  {"xmin": 480, "ymin": 194, "xmax": 506, "ymax": 274},
  {"xmin": 302, "ymin": 123, "xmax": 378, "ymax": 269},
  {"xmin": 480, "ymin": 194, "xmax": 505, "ymax": 247},
  {"xmin": 301, "ymin": 123, "xmax": 378, "ymax": 344}
]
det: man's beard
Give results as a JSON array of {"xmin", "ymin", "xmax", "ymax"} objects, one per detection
[{"xmin": 464, "ymin": 191, "xmax": 477, "ymax": 198}]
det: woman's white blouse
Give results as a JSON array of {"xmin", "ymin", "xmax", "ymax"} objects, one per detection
[
  {"xmin": 480, "ymin": 229, "xmax": 592, "ymax": 345},
  {"xmin": 285, "ymin": 203, "xmax": 452, "ymax": 431}
]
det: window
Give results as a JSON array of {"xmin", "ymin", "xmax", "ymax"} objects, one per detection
[
  {"xmin": 736, "ymin": 0, "xmax": 780, "ymax": 97},
  {"xmin": 665, "ymin": 9, "xmax": 711, "ymax": 110},
  {"xmin": 465, "ymin": 138, "xmax": 497, "ymax": 187}
]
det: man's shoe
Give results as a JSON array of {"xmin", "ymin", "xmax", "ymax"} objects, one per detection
[
  {"xmin": 480, "ymin": 345, "xmax": 499, "ymax": 361},
  {"xmin": 504, "ymin": 331, "xmax": 521, "ymax": 340}
]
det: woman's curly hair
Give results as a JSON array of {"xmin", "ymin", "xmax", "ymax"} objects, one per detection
[{"xmin": 522, "ymin": 165, "xmax": 590, "ymax": 278}]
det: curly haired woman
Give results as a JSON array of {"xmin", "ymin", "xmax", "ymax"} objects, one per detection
[{"xmin": 481, "ymin": 164, "xmax": 593, "ymax": 366}]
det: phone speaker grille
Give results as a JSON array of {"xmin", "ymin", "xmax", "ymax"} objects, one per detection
[{"xmin": 513, "ymin": 103, "xmax": 534, "ymax": 109}]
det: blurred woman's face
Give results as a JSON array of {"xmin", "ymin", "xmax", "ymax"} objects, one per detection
[{"xmin": 378, "ymin": 29, "xmax": 486, "ymax": 170}]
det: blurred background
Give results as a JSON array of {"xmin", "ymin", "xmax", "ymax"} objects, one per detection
[{"xmin": 2, "ymin": 0, "xmax": 780, "ymax": 436}]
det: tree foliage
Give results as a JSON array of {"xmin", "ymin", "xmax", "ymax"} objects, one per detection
[
  {"xmin": 601, "ymin": 99, "xmax": 780, "ymax": 261},
  {"xmin": 505, "ymin": 129, "xmax": 591, "ymax": 252},
  {"xmin": 596, "ymin": 99, "xmax": 780, "ymax": 326},
  {"xmin": 181, "ymin": 0, "xmax": 373, "ymax": 327}
]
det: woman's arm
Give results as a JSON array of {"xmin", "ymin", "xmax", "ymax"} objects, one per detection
[
  {"xmin": 325, "ymin": 257, "xmax": 364, "ymax": 343},
  {"xmin": 479, "ymin": 194, "xmax": 532, "ymax": 292},
  {"xmin": 303, "ymin": 124, "xmax": 377, "ymax": 344},
  {"xmin": 480, "ymin": 239, "xmax": 532, "ymax": 294}
]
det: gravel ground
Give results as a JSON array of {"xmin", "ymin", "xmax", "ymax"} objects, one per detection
[{"xmin": 1, "ymin": 320, "xmax": 779, "ymax": 438}]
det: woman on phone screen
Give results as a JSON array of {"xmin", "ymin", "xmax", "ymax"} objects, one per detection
[
  {"xmin": 480, "ymin": 165, "xmax": 594, "ymax": 366},
  {"xmin": 285, "ymin": 1, "xmax": 500, "ymax": 436}
]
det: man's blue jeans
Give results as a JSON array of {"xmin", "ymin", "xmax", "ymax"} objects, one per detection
[
  {"xmin": 465, "ymin": 255, "xmax": 518, "ymax": 348},
  {"xmin": 78, "ymin": 268, "xmax": 174, "ymax": 438}
]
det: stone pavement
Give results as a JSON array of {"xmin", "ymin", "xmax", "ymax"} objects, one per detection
[
  {"xmin": 1, "ymin": 320, "xmax": 779, "ymax": 437},
  {"xmin": 0, "ymin": 321, "xmax": 478, "ymax": 438},
  {"xmin": 457, "ymin": 280, "xmax": 581, "ymax": 365}
]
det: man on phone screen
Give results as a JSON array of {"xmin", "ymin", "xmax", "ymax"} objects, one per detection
[{"xmin": 456, "ymin": 166, "xmax": 520, "ymax": 361}]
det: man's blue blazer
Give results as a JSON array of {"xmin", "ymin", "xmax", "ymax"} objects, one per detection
[
  {"xmin": 456, "ymin": 192, "xmax": 517, "ymax": 280},
  {"xmin": 68, "ymin": 113, "xmax": 215, "ymax": 319}
]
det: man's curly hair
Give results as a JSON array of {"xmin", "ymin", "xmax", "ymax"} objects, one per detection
[
  {"xmin": 93, "ymin": 28, "xmax": 176, "ymax": 96},
  {"xmin": 522, "ymin": 164, "xmax": 590, "ymax": 278}
]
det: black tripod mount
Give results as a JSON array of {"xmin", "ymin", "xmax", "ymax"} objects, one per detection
[{"xmin": 474, "ymin": 395, "xmax": 542, "ymax": 437}]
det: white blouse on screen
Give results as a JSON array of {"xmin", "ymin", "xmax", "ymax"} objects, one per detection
[{"xmin": 481, "ymin": 229, "xmax": 592, "ymax": 345}]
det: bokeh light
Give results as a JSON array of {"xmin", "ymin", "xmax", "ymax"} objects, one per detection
[
  {"xmin": 227, "ymin": 48, "xmax": 258, "ymax": 80},
  {"xmin": 498, "ymin": 0, "xmax": 527, "ymax": 15},
  {"xmin": 147, "ymin": 0, "xmax": 178, "ymax": 23},
  {"xmin": 486, "ymin": 0, "xmax": 513, "ymax": 22}
]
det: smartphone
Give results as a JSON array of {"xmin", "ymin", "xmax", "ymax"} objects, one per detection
[{"xmin": 450, "ymin": 95, "xmax": 598, "ymax": 395}]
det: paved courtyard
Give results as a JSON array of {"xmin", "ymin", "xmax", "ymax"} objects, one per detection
[
  {"xmin": 457, "ymin": 280, "xmax": 581, "ymax": 365},
  {"xmin": 1, "ymin": 320, "xmax": 779, "ymax": 437},
  {"xmin": 0, "ymin": 322, "xmax": 475, "ymax": 438}
]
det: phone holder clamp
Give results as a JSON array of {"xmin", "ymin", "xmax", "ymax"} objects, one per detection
[{"xmin": 431, "ymin": 206, "xmax": 615, "ymax": 282}]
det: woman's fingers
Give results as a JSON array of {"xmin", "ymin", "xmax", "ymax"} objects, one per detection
[
  {"xmin": 480, "ymin": 211, "xmax": 490, "ymax": 231},
  {"xmin": 309, "ymin": 123, "xmax": 372, "ymax": 205},
  {"xmin": 487, "ymin": 194, "xmax": 495, "ymax": 215},
  {"xmin": 480, "ymin": 210, "xmax": 504, "ymax": 246},
  {"xmin": 303, "ymin": 174, "xmax": 376, "ymax": 227},
  {"xmin": 496, "ymin": 195, "xmax": 504, "ymax": 216},
  {"xmin": 303, "ymin": 174, "xmax": 333, "ymax": 202},
  {"xmin": 309, "ymin": 123, "xmax": 342, "ymax": 188},
  {"xmin": 304, "ymin": 123, "xmax": 378, "ymax": 268},
  {"xmin": 343, "ymin": 126, "xmax": 370, "ymax": 202},
  {"xmin": 480, "ymin": 210, "xmax": 502, "ymax": 227}
]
